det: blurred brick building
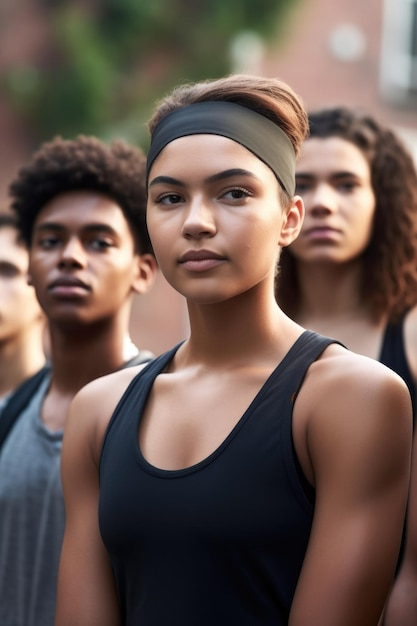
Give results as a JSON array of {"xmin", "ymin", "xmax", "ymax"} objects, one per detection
[
  {"xmin": 1, "ymin": 0, "xmax": 416, "ymax": 354},
  {"xmin": 260, "ymin": 0, "xmax": 417, "ymax": 157},
  {"xmin": 0, "ymin": 0, "xmax": 188, "ymax": 356}
]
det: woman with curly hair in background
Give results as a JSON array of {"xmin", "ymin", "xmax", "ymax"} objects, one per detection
[
  {"xmin": 276, "ymin": 107, "xmax": 417, "ymax": 412},
  {"xmin": 275, "ymin": 107, "xmax": 417, "ymax": 623}
]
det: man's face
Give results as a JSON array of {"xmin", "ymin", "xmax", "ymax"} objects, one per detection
[
  {"xmin": 29, "ymin": 190, "xmax": 151, "ymax": 329},
  {"xmin": 0, "ymin": 225, "xmax": 43, "ymax": 343}
]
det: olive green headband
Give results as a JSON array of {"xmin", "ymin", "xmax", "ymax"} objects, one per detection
[{"xmin": 146, "ymin": 101, "xmax": 296, "ymax": 196}]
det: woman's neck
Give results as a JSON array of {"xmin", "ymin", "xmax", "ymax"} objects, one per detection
[
  {"xmin": 292, "ymin": 260, "xmax": 387, "ymax": 358},
  {"xmin": 294, "ymin": 260, "xmax": 367, "ymax": 324},
  {"xmin": 183, "ymin": 289, "xmax": 302, "ymax": 369}
]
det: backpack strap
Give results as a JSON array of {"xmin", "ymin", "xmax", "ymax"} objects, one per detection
[
  {"xmin": 0, "ymin": 365, "xmax": 50, "ymax": 450},
  {"xmin": 0, "ymin": 351, "xmax": 152, "ymax": 451}
]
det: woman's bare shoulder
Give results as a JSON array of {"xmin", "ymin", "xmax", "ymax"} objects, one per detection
[
  {"xmin": 74, "ymin": 363, "xmax": 148, "ymax": 408},
  {"xmin": 65, "ymin": 363, "xmax": 150, "ymax": 452},
  {"xmin": 295, "ymin": 343, "xmax": 412, "ymax": 489},
  {"xmin": 294, "ymin": 342, "xmax": 411, "ymax": 436},
  {"xmin": 301, "ymin": 342, "xmax": 412, "ymax": 443},
  {"xmin": 311, "ymin": 341, "xmax": 410, "ymax": 386}
]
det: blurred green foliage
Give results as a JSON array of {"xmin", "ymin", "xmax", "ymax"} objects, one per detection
[{"xmin": 3, "ymin": 0, "xmax": 297, "ymax": 148}]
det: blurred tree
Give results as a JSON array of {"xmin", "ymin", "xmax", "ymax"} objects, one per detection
[{"xmin": 3, "ymin": 0, "xmax": 298, "ymax": 148}]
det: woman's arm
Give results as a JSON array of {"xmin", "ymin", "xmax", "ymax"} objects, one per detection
[
  {"xmin": 55, "ymin": 371, "xmax": 136, "ymax": 626},
  {"xmin": 290, "ymin": 351, "xmax": 412, "ymax": 626},
  {"xmin": 382, "ymin": 425, "xmax": 417, "ymax": 626}
]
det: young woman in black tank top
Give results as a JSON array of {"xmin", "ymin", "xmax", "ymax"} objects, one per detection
[
  {"xmin": 55, "ymin": 76, "xmax": 412, "ymax": 626},
  {"xmin": 275, "ymin": 108, "xmax": 417, "ymax": 623}
]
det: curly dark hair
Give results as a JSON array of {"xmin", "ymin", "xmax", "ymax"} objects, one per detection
[
  {"xmin": 8, "ymin": 135, "xmax": 153, "ymax": 254},
  {"xmin": 277, "ymin": 106, "xmax": 417, "ymax": 322}
]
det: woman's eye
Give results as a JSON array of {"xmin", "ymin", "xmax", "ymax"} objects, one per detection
[
  {"xmin": 295, "ymin": 180, "xmax": 311, "ymax": 193},
  {"xmin": 39, "ymin": 236, "xmax": 60, "ymax": 248},
  {"xmin": 158, "ymin": 193, "xmax": 183, "ymax": 205},
  {"xmin": 222, "ymin": 188, "xmax": 250, "ymax": 200},
  {"xmin": 338, "ymin": 181, "xmax": 358, "ymax": 193}
]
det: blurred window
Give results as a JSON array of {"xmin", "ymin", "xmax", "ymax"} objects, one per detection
[{"xmin": 380, "ymin": 0, "xmax": 417, "ymax": 104}]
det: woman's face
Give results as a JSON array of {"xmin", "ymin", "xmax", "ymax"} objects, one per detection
[
  {"xmin": 146, "ymin": 133, "xmax": 303, "ymax": 304},
  {"xmin": 289, "ymin": 136, "xmax": 376, "ymax": 265}
]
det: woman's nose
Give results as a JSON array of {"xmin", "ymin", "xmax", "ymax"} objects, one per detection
[
  {"xmin": 181, "ymin": 196, "xmax": 217, "ymax": 239},
  {"xmin": 306, "ymin": 184, "xmax": 338, "ymax": 215}
]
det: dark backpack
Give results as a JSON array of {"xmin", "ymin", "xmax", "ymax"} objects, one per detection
[{"xmin": 0, "ymin": 365, "xmax": 51, "ymax": 450}]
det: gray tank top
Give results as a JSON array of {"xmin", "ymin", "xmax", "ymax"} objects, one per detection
[{"xmin": 0, "ymin": 374, "xmax": 62, "ymax": 626}]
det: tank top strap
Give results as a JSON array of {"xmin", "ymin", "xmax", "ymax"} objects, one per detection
[
  {"xmin": 280, "ymin": 330, "xmax": 343, "ymax": 402},
  {"xmin": 379, "ymin": 316, "xmax": 405, "ymax": 361},
  {"xmin": 270, "ymin": 330, "xmax": 343, "ymax": 507},
  {"xmin": 379, "ymin": 316, "xmax": 415, "ymax": 416},
  {"xmin": 101, "ymin": 343, "xmax": 184, "ymax": 459}
]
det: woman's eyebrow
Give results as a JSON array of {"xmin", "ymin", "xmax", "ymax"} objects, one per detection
[
  {"xmin": 149, "ymin": 175, "xmax": 184, "ymax": 188},
  {"xmin": 204, "ymin": 168, "xmax": 259, "ymax": 184},
  {"xmin": 149, "ymin": 169, "xmax": 259, "ymax": 188}
]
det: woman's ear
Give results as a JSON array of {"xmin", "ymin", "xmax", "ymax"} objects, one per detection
[
  {"xmin": 278, "ymin": 196, "xmax": 305, "ymax": 248},
  {"xmin": 131, "ymin": 253, "xmax": 159, "ymax": 296}
]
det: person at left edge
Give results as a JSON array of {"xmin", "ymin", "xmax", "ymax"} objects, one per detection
[
  {"xmin": 0, "ymin": 135, "xmax": 158, "ymax": 626},
  {"xmin": 0, "ymin": 211, "xmax": 46, "ymax": 414}
]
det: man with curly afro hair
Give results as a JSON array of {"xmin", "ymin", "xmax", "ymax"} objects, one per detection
[{"xmin": 0, "ymin": 135, "xmax": 158, "ymax": 626}]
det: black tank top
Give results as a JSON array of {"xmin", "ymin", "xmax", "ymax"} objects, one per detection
[
  {"xmin": 379, "ymin": 315, "xmax": 415, "ymax": 572},
  {"xmin": 379, "ymin": 316, "xmax": 415, "ymax": 417},
  {"xmin": 99, "ymin": 330, "xmax": 337, "ymax": 625}
]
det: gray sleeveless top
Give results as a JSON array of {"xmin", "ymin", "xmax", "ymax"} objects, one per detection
[{"xmin": 0, "ymin": 374, "xmax": 60, "ymax": 626}]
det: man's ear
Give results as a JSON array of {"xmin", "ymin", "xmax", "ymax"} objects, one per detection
[
  {"xmin": 278, "ymin": 196, "xmax": 305, "ymax": 248},
  {"xmin": 131, "ymin": 253, "xmax": 158, "ymax": 295}
]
